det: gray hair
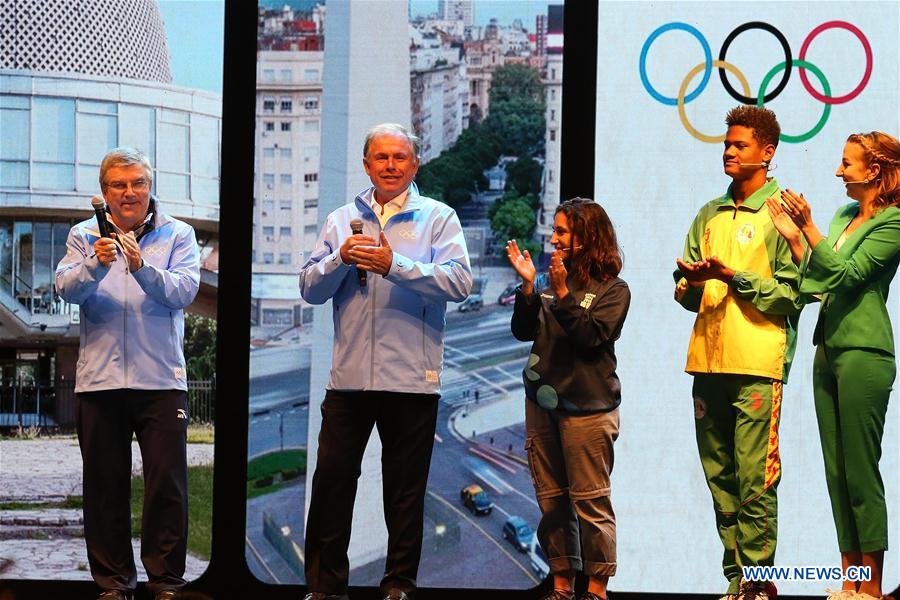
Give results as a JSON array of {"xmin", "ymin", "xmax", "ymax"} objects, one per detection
[
  {"xmin": 363, "ymin": 123, "xmax": 421, "ymax": 160},
  {"xmin": 99, "ymin": 147, "xmax": 153, "ymax": 187}
]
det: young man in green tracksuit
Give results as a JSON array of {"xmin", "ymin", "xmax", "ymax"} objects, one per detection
[{"xmin": 674, "ymin": 106, "xmax": 803, "ymax": 600}]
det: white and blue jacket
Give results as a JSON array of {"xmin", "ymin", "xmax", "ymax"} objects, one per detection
[
  {"xmin": 56, "ymin": 205, "xmax": 201, "ymax": 393},
  {"xmin": 299, "ymin": 184, "xmax": 472, "ymax": 395}
]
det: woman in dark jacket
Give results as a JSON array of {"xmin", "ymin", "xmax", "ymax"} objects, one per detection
[{"xmin": 506, "ymin": 198, "xmax": 630, "ymax": 600}]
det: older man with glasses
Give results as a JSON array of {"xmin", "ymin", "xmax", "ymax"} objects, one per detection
[{"xmin": 56, "ymin": 146, "xmax": 201, "ymax": 600}]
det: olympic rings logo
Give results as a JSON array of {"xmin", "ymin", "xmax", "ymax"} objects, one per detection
[{"xmin": 639, "ymin": 21, "xmax": 873, "ymax": 143}]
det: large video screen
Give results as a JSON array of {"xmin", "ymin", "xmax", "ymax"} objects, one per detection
[
  {"xmin": 595, "ymin": 1, "xmax": 898, "ymax": 595},
  {"xmin": 246, "ymin": 0, "xmax": 564, "ymax": 589}
]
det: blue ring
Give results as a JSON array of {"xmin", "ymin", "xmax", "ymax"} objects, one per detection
[{"xmin": 639, "ymin": 22, "xmax": 713, "ymax": 106}]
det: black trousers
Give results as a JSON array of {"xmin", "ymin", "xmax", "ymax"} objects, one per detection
[
  {"xmin": 76, "ymin": 389, "xmax": 189, "ymax": 594},
  {"xmin": 304, "ymin": 390, "xmax": 440, "ymax": 596}
]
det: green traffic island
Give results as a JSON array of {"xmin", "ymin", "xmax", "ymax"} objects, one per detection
[{"xmin": 246, "ymin": 449, "xmax": 307, "ymax": 500}]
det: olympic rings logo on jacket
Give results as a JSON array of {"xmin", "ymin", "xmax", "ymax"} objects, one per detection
[{"xmin": 639, "ymin": 20, "xmax": 873, "ymax": 143}]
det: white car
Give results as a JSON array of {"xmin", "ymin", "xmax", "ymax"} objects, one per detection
[
  {"xmin": 457, "ymin": 294, "xmax": 484, "ymax": 312},
  {"xmin": 528, "ymin": 535, "xmax": 549, "ymax": 580}
]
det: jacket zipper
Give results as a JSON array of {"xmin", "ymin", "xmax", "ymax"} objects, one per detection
[
  {"xmin": 370, "ymin": 221, "xmax": 381, "ymax": 390},
  {"xmin": 361, "ymin": 200, "xmax": 418, "ymax": 390},
  {"xmin": 123, "ymin": 259, "xmax": 128, "ymax": 387},
  {"xmin": 370, "ymin": 273, "xmax": 376, "ymax": 390}
]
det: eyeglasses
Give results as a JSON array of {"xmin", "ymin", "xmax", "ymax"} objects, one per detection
[{"xmin": 105, "ymin": 179, "xmax": 149, "ymax": 193}]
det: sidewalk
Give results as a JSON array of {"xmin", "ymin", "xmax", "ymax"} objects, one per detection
[
  {"xmin": 0, "ymin": 438, "xmax": 214, "ymax": 582},
  {"xmin": 449, "ymin": 392, "xmax": 524, "ymax": 440},
  {"xmin": 0, "ymin": 439, "xmax": 215, "ymax": 502},
  {"xmin": 0, "ymin": 538, "xmax": 209, "ymax": 581}
]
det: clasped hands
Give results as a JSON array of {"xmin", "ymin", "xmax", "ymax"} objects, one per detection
[
  {"xmin": 93, "ymin": 231, "xmax": 143, "ymax": 272},
  {"xmin": 340, "ymin": 232, "xmax": 393, "ymax": 276},
  {"xmin": 675, "ymin": 255, "xmax": 735, "ymax": 285}
]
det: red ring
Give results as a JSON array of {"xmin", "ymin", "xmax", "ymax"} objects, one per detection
[{"xmin": 799, "ymin": 20, "xmax": 872, "ymax": 105}]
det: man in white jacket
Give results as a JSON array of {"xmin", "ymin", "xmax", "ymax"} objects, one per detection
[
  {"xmin": 56, "ymin": 147, "xmax": 201, "ymax": 600},
  {"xmin": 300, "ymin": 124, "xmax": 471, "ymax": 600}
]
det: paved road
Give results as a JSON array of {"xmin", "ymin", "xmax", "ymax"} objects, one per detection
[
  {"xmin": 248, "ymin": 401, "xmax": 308, "ymax": 458},
  {"xmin": 248, "ymin": 345, "xmax": 311, "ymax": 458}
]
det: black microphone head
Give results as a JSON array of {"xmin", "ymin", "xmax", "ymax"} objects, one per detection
[
  {"xmin": 350, "ymin": 218, "xmax": 363, "ymax": 234},
  {"xmin": 91, "ymin": 195, "xmax": 112, "ymax": 238}
]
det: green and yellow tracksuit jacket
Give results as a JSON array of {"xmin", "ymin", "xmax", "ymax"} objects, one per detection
[{"xmin": 675, "ymin": 178, "xmax": 803, "ymax": 382}]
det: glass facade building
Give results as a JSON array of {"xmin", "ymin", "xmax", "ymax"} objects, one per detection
[{"xmin": 0, "ymin": 72, "xmax": 221, "ymax": 222}]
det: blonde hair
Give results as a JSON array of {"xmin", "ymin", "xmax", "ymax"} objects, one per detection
[{"xmin": 846, "ymin": 131, "xmax": 900, "ymax": 209}]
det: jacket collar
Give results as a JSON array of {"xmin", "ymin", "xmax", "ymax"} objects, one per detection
[
  {"xmin": 717, "ymin": 177, "xmax": 779, "ymax": 212},
  {"xmin": 355, "ymin": 182, "xmax": 423, "ymax": 218},
  {"xmin": 826, "ymin": 204, "xmax": 857, "ymax": 244},
  {"xmin": 826, "ymin": 203, "xmax": 899, "ymax": 251},
  {"xmin": 86, "ymin": 196, "xmax": 172, "ymax": 238},
  {"xmin": 146, "ymin": 196, "xmax": 173, "ymax": 229}
]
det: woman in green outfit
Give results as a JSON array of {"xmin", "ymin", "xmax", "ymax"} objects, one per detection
[{"xmin": 766, "ymin": 131, "xmax": 900, "ymax": 600}]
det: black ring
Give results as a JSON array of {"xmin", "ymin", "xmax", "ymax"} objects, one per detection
[{"xmin": 718, "ymin": 21, "xmax": 792, "ymax": 104}]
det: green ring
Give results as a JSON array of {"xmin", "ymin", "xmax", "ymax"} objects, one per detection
[{"xmin": 757, "ymin": 59, "xmax": 831, "ymax": 143}]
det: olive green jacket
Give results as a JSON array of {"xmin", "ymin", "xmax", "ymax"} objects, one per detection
[{"xmin": 801, "ymin": 203, "xmax": 900, "ymax": 355}]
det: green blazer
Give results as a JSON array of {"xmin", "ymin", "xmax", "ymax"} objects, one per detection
[{"xmin": 801, "ymin": 203, "xmax": 900, "ymax": 355}]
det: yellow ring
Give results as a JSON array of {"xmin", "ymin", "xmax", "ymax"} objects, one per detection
[{"xmin": 678, "ymin": 60, "xmax": 751, "ymax": 143}]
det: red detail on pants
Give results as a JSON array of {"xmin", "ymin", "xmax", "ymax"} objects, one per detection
[{"xmin": 752, "ymin": 392, "xmax": 763, "ymax": 410}]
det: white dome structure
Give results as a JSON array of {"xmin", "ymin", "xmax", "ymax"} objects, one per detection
[{"xmin": 0, "ymin": 0, "xmax": 172, "ymax": 82}]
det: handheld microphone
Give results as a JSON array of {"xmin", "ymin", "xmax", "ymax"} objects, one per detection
[
  {"xmin": 349, "ymin": 218, "xmax": 366, "ymax": 287},
  {"xmin": 91, "ymin": 196, "xmax": 112, "ymax": 239}
]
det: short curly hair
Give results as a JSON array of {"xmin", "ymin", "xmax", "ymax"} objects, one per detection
[{"xmin": 725, "ymin": 105, "xmax": 781, "ymax": 148}]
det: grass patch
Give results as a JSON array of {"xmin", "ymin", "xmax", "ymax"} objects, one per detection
[
  {"xmin": 247, "ymin": 449, "xmax": 306, "ymax": 499},
  {"xmin": 0, "ymin": 429, "xmax": 77, "ymax": 440},
  {"xmin": 131, "ymin": 464, "xmax": 213, "ymax": 560},
  {"xmin": 458, "ymin": 346, "xmax": 530, "ymax": 371},
  {"xmin": 187, "ymin": 423, "xmax": 214, "ymax": 444},
  {"xmin": 0, "ymin": 496, "xmax": 83, "ymax": 511}
]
